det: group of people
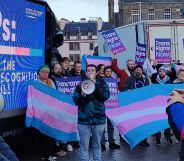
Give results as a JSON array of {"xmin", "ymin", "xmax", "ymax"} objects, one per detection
[{"xmin": 34, "ymin": 55, "xmax": 184, "ymax": 161}]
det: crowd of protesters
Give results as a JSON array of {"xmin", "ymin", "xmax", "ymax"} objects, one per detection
[{"xmin": 32, "ymin": 55, "xmax": 184, "ymax": 161}]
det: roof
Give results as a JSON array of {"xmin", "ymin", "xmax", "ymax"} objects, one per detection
[
  {"xmin": 122, "ymin": 0, "xmax": 183, "ymax": 3},
  {"xmin": 63, "ymin": 22, "xmax": 110, "ymax": 36}
]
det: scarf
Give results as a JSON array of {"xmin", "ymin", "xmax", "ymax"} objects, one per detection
[
  {"xmin": 156, "ymin": 75, "xmax": 170, "ymax": 84},
  {"xmin": 38, "ymin": 76, "xmax": 52, "ymax": 87}
]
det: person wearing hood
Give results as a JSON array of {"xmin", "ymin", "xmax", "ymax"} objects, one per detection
[
  {"xmin": 151, "ymin": 66, "xmax": 170, "ymax": 84},
  {"xmin": 151, "ymin": 66, "xmax": 173, "ymax": 146}
]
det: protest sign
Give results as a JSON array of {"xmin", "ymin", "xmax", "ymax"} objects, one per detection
[
  {"xmin": 135, "ymin": 43, "xmax": 146, "ymax": 65},
  {"xmin": 104, "ymin": 78, "xmax": 118, "ymax": 108},
  {"xmin": 55, "ymin": 77, "xmax": 81, "ymax": 95},
  {"xmin": 155, "ymin": 38, "xmax": 172, "ymax": 63},
  {"xmin": 102, "ymin": 29, "xmax": 126, "ymax": 55}
]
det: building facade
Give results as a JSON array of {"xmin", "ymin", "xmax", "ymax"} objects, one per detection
[
  {"xmin": 117, "ymin": 0, "xmax": 184, "ymax": 26},
  {"xmin": 58, "ymin": 18, "xmax": 109, "ymax": 64}
]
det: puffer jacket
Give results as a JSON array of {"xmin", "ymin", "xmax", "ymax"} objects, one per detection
[{"xmin": 73, "ymin": 78, "xmax": 110, "ymax": 125}]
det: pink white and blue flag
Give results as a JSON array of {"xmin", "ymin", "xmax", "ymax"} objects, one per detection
[
  {"xmin": 25, "ymin": 80, "xmax": 78, "ymax": 142},
  {"xmin": 106, "ymin": 84, "xmax": 184, "ymax": 148}
]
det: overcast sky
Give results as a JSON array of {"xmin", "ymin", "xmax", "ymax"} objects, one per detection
[{"xmin": 46, "ymin": 0, "xmax": 118, "ymax": 22}]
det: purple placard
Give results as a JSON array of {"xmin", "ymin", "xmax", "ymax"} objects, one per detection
[
  {"xmin": 183, "ymin": 39, "xmax": 184, "ymax": 49},
  {"xmin": 104, "ymin": 78, "xmax": 118, "ymax": 108},
  {"xmin": 155, "ymin": 38, "xmax": 172, "ymax": 64},
  {"xmin": 135, "ymin": 43, "xmax": 146, "ymax": 65},
  {"xmin": 102, "ymin": 29, "xmax": 126, "ymax": 55},
  {"xmin": 55, "ymin": 76, "xmax": 81, "ymax": 95}
]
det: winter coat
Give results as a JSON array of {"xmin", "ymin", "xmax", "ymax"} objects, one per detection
[
  {"xmin": 70, "ymin": 68, "xmax": 87, "ymax": 80},
  {"xmin": 123, "ymin": 74, "xmax": 149, "ymax": 91},
  {"xmin": 73, "ymin": 78, "xmax": 110, "ymax": 125},
  {"xmin": 112, "ymin": 59, "xmax": 128, "ymax": 91}
]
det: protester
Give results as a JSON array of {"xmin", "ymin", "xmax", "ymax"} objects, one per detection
[
  {"xmin": 60, "ymin": 57, "xmax": 74, "ymax": 152},
  {"xmin": 97, "ymin": 64, "xmax": 105, "ymax": 78},
  {"xmin": 50, "ymin": 63, "xmax": 68, "ymax": 157},
  {"xmin": 73, "ymin": 64, "xmax": 110, "ymax": 161},
  {"xmin": 124, "ymin": 64, "xmax": 150, "ymax": 146},
  {"xmin": 51, "ymin": 63, "xmax": 63, "ymax": 85},
  {"xmin": 61, "ymin": 57, "xmax": 71, "ymax": 77},
  {"xmin": 124, "ymin": 65, "xmax": 149, "ymax": 91},
  {"xmin": 151, "ymin": 66, "xmax": 173, "ymax": 146},
  {"xmin": 173, "ymin": 69, "xmax": 184, "ymax": 84},
  {"xmin": 70, "ymin": 61, "xmax": 86, "ymax": 80},
  {"xmin": 151, "ymin": 66, "xmax": 170, "ymax": 84},
  {"xmin": 70, "ymin": 61, "xmax": 87, "ymax": 148},
  {"xmin": 112, "ymin": 55, "xmax": 133, "ymax": 91},
  {"xmin": 37, "ymin": 65, "xmax": 57, "ymax": 160},
  {"xmin": 167, "ymin": 89, "xmax": 184, "ymax": 161},
  {"xmin": 104, "ymin": 66, "xmax": 113, "ymax": 78},
  {"xmin": 101, "ymin": 66, "xmax": 120, "ymax": 150},
  {"xmin": 37, "ymin": 65, "xmax": 56, "ymax": 89}
]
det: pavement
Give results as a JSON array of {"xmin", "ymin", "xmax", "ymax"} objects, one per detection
[{"xmin": 17, "ymin": 133, "xmax": 180, "ymax": 161}]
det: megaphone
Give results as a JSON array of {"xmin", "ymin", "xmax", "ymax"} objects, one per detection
[
  {"xmin": 0, "ymin": 94, "xmax": 5, "ymax": 113},
  {"xmin": 81, "ymin": 79, "xmax": 95, "ymax": 95}
]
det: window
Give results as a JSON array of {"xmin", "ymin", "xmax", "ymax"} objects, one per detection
[
  {"xmin": 132, "ymin": 10, "xmax": 139, "ymax": 23},
  {"xmin": 89, "ymin": 43, "xmax": 94, "ymax": 50},
  {"xmin": 69, "ymin": 54, "xmax": 80, "ymax": 62},
  {"xmin": 88, "ymin": 31, "xmax": 92, "ymax": 39},
  {"xmin": 164, "ymin": 9, "xmax": 171, "ymax": 19},
  {"xmin": 69, "ymin": 42, "xmax": 80, "ymax": 51},
  {"xmin": 148, "ymin": 9, "xmax": 155, "ymax": 20},
  {"xmin": 76, "ymin": 32, "xmax": 81, "ymax": 39},
  {"xmin": 65, "ymin": 32, "xmax": 70, "ymax": 40}
]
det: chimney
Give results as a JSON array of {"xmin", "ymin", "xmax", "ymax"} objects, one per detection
[
  {"xmin": 80, "ymin": 18, "xmax": 86, "ymax": 23},
  {"xmin": 59, "ymin": 18, "xmax": 70, "ymax": 30},
  {"xmin": 108, "ymin": 0, "xmax": 114, "ymax": 28},
  {"xmin": 97, "ymin": 17, "xmax": 103, "ymax": 31}
]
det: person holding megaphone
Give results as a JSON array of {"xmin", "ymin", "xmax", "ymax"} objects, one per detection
[{"xmin": 73, "ymin": 64, "xmax": 110, "ymax": 161}]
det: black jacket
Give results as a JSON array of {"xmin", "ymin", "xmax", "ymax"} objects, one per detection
[
  {"xmin": 124, "ymin": 74, "xmax": 149, "ymax": 91},
  {"xmin": 70, "ymin": 68, "xmax": 87, "ymax": 80}
]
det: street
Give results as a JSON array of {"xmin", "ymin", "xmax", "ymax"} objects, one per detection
[{"xmin": 14, "ymin": 131, "xmax": 179, "ymax": 161}]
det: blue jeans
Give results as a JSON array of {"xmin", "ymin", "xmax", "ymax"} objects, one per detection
[{"xmin": 78, "ymin": 124, "xmax": 105, "ymax": 161}]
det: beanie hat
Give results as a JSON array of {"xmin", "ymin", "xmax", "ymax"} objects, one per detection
[
  {"xmin": 37, "ymin": 65, "xmax": 50, "ymax": 74},
  {"xmin": 134, "ymin": 65, "xmax": 143, "ymax": 71},
  {"xmin": 158, "ymin": 66, "xmax": 167, "ymax": 73}
]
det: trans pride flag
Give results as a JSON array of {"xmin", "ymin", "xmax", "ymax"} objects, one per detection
[
  {"xmin": 106, "ymin": 84, "xmax": 184, "ymax": 149},
  {"xmin": 25, "ymin": 80, "xmax": 78, "ymax": 142}
]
